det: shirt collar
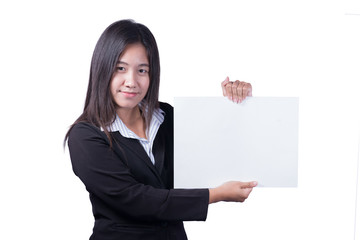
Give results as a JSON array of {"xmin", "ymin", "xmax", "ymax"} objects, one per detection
[{"xmin": 107, "ymin": 106, "xmax": 165, "ymax": 139}]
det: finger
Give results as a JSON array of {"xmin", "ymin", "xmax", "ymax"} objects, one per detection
[
  {"xmin": 221, "ymin": 77, "xmax": 230, "ymax": 97},
  {"xmin": 244, "ymin": 187, "xmax": 254, "ymax": 200},
  {"xmin": 237, "ymin": 187, "xmax": 254, "ymax": 202},
  {"xmin": 236, "ymin": 81, "xmax": 245, "ymax": 103},
  {"xmin": 242, "ymin": 82, "xmax": 252, "ymax": 100},
  {"xmin": 225, "ymin": 81, "xmax": 233, "ymax": 101},
  {"xmin": 232, "ymin": 80, "xmax": 240, "ymax": 103}
]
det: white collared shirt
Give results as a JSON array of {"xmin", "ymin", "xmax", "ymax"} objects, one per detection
[{"xmin": 107, "ymin": 108, "xmax": 165, "ymax": 165}]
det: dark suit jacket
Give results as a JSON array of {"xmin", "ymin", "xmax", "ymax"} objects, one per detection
[{"xmin": 68, "ymin": 102, "xmax": 209, "ymax": 240}]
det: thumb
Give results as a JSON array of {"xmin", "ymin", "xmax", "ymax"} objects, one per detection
[
  {"xmin": 221, "ymin": 76, "xmax": 230, "ymax": 96},
  {"xmin": 241, "ymin": 181, "xmax": 258, "ymax": 189},
  {"xmin": 221, "ymin": 76, "xmax": 230, "ymax": 86}
]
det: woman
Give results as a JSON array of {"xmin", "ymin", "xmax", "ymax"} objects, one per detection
[{"xmin": 66, "ymin": 19, "xmax": 257, "ymax": 240}]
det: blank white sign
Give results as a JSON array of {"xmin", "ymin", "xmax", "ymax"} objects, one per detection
[{"xmin": 174, "ymin": 97, "xmax": 299, "ymax": 188}]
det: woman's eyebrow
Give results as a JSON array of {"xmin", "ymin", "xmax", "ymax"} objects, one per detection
[
  {"xmin": 117, "ymin": 61, "xmax": 128, "ymax": 65},
  {"xmin": 116, "ymin": 61, "xmax": 149, "ymax": 67}
]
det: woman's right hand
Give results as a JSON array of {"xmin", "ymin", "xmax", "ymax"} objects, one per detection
[{"xmin": 209, "ymin": 181, "xmax": 258, "ymax": 204}]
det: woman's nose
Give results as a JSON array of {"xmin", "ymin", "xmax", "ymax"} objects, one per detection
[{"xmin": 124, "ymin": 71, "xmax": 136, "ymax": 88}]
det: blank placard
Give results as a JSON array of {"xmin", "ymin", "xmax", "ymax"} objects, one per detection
[{"xmin": 174, "ymin": 97, "xmax": 299, "ymax": 188}]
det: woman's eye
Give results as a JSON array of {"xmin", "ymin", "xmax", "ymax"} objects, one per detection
[
  {"xmin": 139, "ymin": 69, "xmax": 148, "ymax": 74},
  {"xmin": 117, "ymin": 67, "xmax": 125, "ymax": 71}
]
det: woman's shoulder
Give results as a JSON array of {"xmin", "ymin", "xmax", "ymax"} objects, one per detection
[
  {"xmin": 68, "ymin": 121, "xmax": 104, "ymax": 141},
  {"xmin": 159, "ymin": 101, "xmax": 173, "ymax": 114},
  {"xmin": 158, "ymin": 102, "xmax": 173, "ymax": 127}
]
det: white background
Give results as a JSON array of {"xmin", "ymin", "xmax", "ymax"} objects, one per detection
[{"xmin": 0, "ymin": 0, "xmax": 359, "ymax": 239}]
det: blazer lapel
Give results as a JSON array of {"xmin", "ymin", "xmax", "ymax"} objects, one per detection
[{"xmin": 111, "ymin": 132, "xmax": 164, "ymax": 184}]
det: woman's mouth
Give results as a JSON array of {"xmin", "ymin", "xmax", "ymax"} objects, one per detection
[{"xmin": 121, "ymin": 91, "xmax": 138, "ymax": 98}]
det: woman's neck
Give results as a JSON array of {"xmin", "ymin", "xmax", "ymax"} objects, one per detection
[{"xmin": 116, "ymin": 106, "xmax": 147, "ymax": 139}]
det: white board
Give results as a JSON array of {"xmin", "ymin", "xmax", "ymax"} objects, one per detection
[{"xmin": 174, "ymin": 97, "xmax": 299, "ymax": 188}]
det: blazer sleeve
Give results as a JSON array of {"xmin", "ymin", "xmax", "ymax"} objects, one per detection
[{"xmin": 68, "ymin": 122, "xmax": 209, "ymax": 222}]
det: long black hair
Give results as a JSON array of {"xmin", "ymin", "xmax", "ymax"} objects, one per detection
[{"xmin": 65, "ymin": 19, "xmax": 161, "ymax": 146}]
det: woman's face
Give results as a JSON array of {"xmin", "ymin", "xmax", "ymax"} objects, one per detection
[{"xmin": 110, "ymin": 43, "xmax": 150, "ymax": 111}]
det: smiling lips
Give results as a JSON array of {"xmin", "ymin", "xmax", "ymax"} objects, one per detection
[{"xmin": 120, "ymin": 90, "xmax": 138, "ymax": 98}]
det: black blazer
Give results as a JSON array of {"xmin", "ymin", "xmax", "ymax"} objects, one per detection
[{"xmin": 68, "ymin": 102, "xmax": 209, "ymax": 240}]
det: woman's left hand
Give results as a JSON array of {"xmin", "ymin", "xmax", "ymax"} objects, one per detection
[{"xmin": 221, "ymin": 77, "xmax": 252, "ymax": 103}]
